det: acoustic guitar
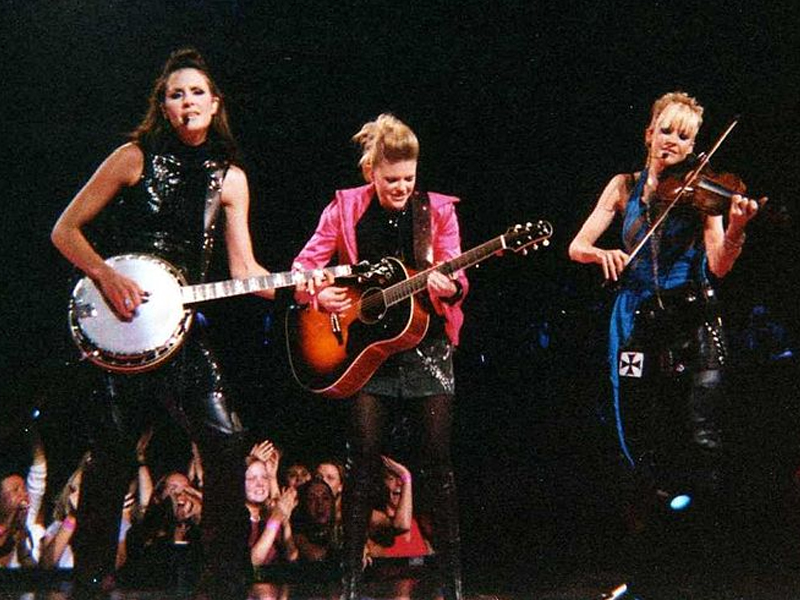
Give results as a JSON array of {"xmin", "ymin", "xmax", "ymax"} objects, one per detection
[{"xmin": 285, "ymin": 220, "xmax": 553, "ymax": 398}]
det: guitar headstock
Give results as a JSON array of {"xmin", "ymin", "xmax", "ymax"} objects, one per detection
[{"xmin": 504, "ymin": 220, "xmax": 553, "ymax": 254}]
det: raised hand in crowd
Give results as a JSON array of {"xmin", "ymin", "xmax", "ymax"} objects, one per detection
[
  {"xmin": 0, "ymin": 428, "xmax": 47, "ymax": 568},
  {"xmin": 367, "ymin": 455, "xmax": 430, "ymax": 559}
]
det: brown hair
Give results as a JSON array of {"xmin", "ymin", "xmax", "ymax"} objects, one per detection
[
  {"xmin": 52, "ymin": 452, "xmax": 91, "ymax": 522},
  {"xmin": 130, "ymin": 48, "xmax": 239, "ymax": 162}
]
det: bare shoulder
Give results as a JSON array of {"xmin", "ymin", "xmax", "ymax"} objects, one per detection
[
  {"xmin": 609, "ymin": 172, "xmax": 637, "ymax": 195},
  {"xmin": 103, "ymin": 142, "xmax": 145, "ymax": 186},
  {"xmin": 224, "ymin": 164, "xmax": 248, "ymax": 187},
  {"xmin": 600, "ymin": 172, "xmax": 636, "ymax": 212},
  {"xmin": 221, "ymin": 164, "xmax": 249, "ymax": 204}
]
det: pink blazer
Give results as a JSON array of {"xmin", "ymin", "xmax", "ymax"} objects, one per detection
[{"xmin": 293, "ymin": 183, "xmax": 468, "ymax": 345}]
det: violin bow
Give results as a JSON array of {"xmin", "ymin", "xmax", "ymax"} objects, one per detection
[{"xmin": 620, "ymin": 117, "xmax": 740, "ymax": 272}]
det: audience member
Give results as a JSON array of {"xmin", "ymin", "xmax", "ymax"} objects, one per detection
[
  {"xmin": 245, "ymin": 446, "xmax": 299, "ymax": 567},
  {"xmin": 314, "ymin": 460, "xmax": 344, "ymax": 530},
  {"xmin": 121, "ymin": 471, "xmax": 203, "ymax": 588},
  {"xmin": 283, "ymin": 461, "xmax": 312, "ymax": 490},
  {"xmin": 367, "ymin": 456, "xmax": 432, "ymax": 559},
  {"xmin": 0, "ymin": 430, "xmax": 47, "ymax": 568},
  {"xmin": 40, "ymin": 452, "xmax": 90, "ymax": 569},
  {"xmin": 292, "ymin": 478, "xmax": 342, "ymax": 563}
]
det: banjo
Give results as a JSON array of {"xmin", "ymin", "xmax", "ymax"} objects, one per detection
[{"xmin": 68, "ymin": 253, "xmax": 357, "ymax": 374}]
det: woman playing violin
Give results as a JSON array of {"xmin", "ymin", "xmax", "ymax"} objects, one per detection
[{"xmin": 569, "ymin": 92, "xmax": 761, "ymax": 511}]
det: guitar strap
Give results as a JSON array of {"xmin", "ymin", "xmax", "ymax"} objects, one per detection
[
  {"xmin": 200, "ymin": 164, "xmax": 229, "ymax": 281},
  {"xmin": 412, "ymin": 191, "xmax": 433, "ymax": 269}
]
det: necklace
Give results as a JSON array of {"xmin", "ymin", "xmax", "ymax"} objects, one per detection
[
  {"xmin": 386, "ymin": 206, "xmax": 407, "ymax": 229},
  {"xmin": 643, "ymin": 189, "xmax": 665, "ymax": 310}
]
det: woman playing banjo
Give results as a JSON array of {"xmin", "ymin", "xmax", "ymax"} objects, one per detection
[{"xmin": 51, "ymin": 48, "xmax": 271, "ymax": 598}]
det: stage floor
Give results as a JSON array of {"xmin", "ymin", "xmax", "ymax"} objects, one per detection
[{"xmin": 2, "ymin": 565, "xmax": 800, "ymax": 600}]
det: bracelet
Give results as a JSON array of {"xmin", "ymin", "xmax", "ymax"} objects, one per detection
[
  {"xmin": 400, "ymin": 473, "xmax": 412, "ymax": 485},
  {"xmin": 442, "ymin": 279, "xmax": 463, "ymax": 305},
  {"xmin": 723, "ymin": 231, "xmax": 746, "ymax": 251},
  {"xmin": 62, "ymin": 515, "xmax": 77, "ymax": 532}
]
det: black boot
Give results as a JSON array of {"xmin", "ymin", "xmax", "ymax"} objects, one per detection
[
  {"xmin": 193, "ymin": 431, "xmax": 250, "ymax": 600},
  {"xmin": 421, "ymin": 467, "xmax": 463, "ymax": 600},
  {"xmin": 341, "ymin": 570, "xmax": 362, "ymax": 600},
  {"xmin": 72, "ymin": 442, "xmax": 132, "ymax": 598},
  {"xmin": 341, "ymin": 451, "xmax": 380, "ymax": 600}
]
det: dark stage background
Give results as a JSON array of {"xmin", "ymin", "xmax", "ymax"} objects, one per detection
[{"xmin": 2, "ymin": 0, "xmax": 800, "ymax": 589}]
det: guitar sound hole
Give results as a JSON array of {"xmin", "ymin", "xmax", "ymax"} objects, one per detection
[{"xmin": 358, "ymin": 287, "xmax": 387, "ymax": 324}]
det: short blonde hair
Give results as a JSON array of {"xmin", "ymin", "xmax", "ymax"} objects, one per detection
[
  {"xmin": 645, "ymin": 91, "xmax": 704, "ymax": 149},
  {"xmin": 352, "ymin": 113, "xmax": 419, "ymax": 181}
]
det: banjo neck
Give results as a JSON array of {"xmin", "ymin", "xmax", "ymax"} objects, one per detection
[
  {"xmin": 180, "ymin": 265, "xmax": 355, "ymax": 305},
  {"xmin": 68, "ymin": 254, "xmax": 363, "ymax": 374}
]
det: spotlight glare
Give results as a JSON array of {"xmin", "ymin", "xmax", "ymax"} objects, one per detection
[
  {"xmin": 608, "ymin": 583, "xmax": 628, "ymax": 599},
  {"xmin": 669, "ymin": 493, "xmax": 692, "ymax": 511}
]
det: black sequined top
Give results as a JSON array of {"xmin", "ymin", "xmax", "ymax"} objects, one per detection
[{"xmin": 89, "ymin": 138, "xmax": 228, "ymax": 284}]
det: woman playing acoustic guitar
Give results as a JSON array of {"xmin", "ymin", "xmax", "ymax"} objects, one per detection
[
  {"xmin": 291, "ymin": 113, "xmax": 467, "ymax": 600},
  {"xmin": 51, "ymin": 48, "xmax": 272, "ymax": 599}
]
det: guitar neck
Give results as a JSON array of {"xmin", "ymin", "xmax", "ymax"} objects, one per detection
[
  {"xmin": 181, "ymin": 265, "xmax": 353, "ymax": 304},
  {"xmin": 383, "ymin": 235, "xmax": 507, "ymax": 307}
]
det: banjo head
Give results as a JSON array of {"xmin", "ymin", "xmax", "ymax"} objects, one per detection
[{"xmin": 69, "ymin": 254, "xmax": 193, "ymax": 372}]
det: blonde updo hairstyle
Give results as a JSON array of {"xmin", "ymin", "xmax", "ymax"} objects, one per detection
[
  {"xmin": 645, "ymin": 91, "xmax": 704, "ymax": 160},
  {"xmin": 352, "ymin": 113, "xmax": 419, "ymax": 182}
]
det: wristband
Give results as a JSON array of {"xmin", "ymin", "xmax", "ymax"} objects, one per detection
[
  {"xmin": 266, "ymin": 519, "xmax": 281, "ymax": 534},
  {"xmin": 400, "ymin": 473, "xmax": 412, "ymax": 485},
  {"xmin": 62, "ymin": 515, "xmax": 77, "ymax": 532},
  {"xmin": 0, "ymin": 524, "xmax": 6, "ymax": 537}
]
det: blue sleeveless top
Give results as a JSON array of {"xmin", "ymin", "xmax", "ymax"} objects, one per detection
[{"xmin": 608, "ymin": 169, "xmax": 708, "ymax": 465}]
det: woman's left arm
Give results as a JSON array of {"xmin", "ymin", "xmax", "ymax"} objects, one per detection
[
  {"xmin": 705, "ymin": 194, "xmax": 761, "ymax": 278},
  {"xmin": 221, "ymin": 166, "xmax": 274, "ymax": 299},
  {"xmin": 429, "ymin": 200, "xmax": 469, "ymax": 306}
]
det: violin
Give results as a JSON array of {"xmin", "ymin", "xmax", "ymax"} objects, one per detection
[
  {"xmin": 605, "ymin": 118, "xmax": 782, "ymax": 289},
  {"xmin": 654, "ymin": 154, "xmax": 748, "ymax": 217}
]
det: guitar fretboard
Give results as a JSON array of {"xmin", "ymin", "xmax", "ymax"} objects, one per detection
[
  {"xmin": 382, "ymin": 236, "xmax": 508, "ymax": 308},
  {"xmin": 380, "ymin": 220, "xmax": 552, "ymax": 308},
  {"xmin": 181, "ymin": 265, "xmax": 353, "ymax": 304}
]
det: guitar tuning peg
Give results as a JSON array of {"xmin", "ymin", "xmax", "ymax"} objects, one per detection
[
  {"xmin": 542, "ymin": 240, "xmax": 550, "ymax": 247},
  {"xmin": 526, "ymin": 222, "xmax": 532, "ymax": 228},
  {"xmin": 532, "ymin": 243, "xmax": 538, "ymax": 250}
]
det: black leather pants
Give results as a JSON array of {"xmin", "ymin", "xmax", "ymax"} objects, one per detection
[
  {"xmin": 73, "ymin": 335, "xmax": 248, "ymax": 597},
  {"xmin": 621, "ymin": 290, "xmax": 728, "ymax": 497}
]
